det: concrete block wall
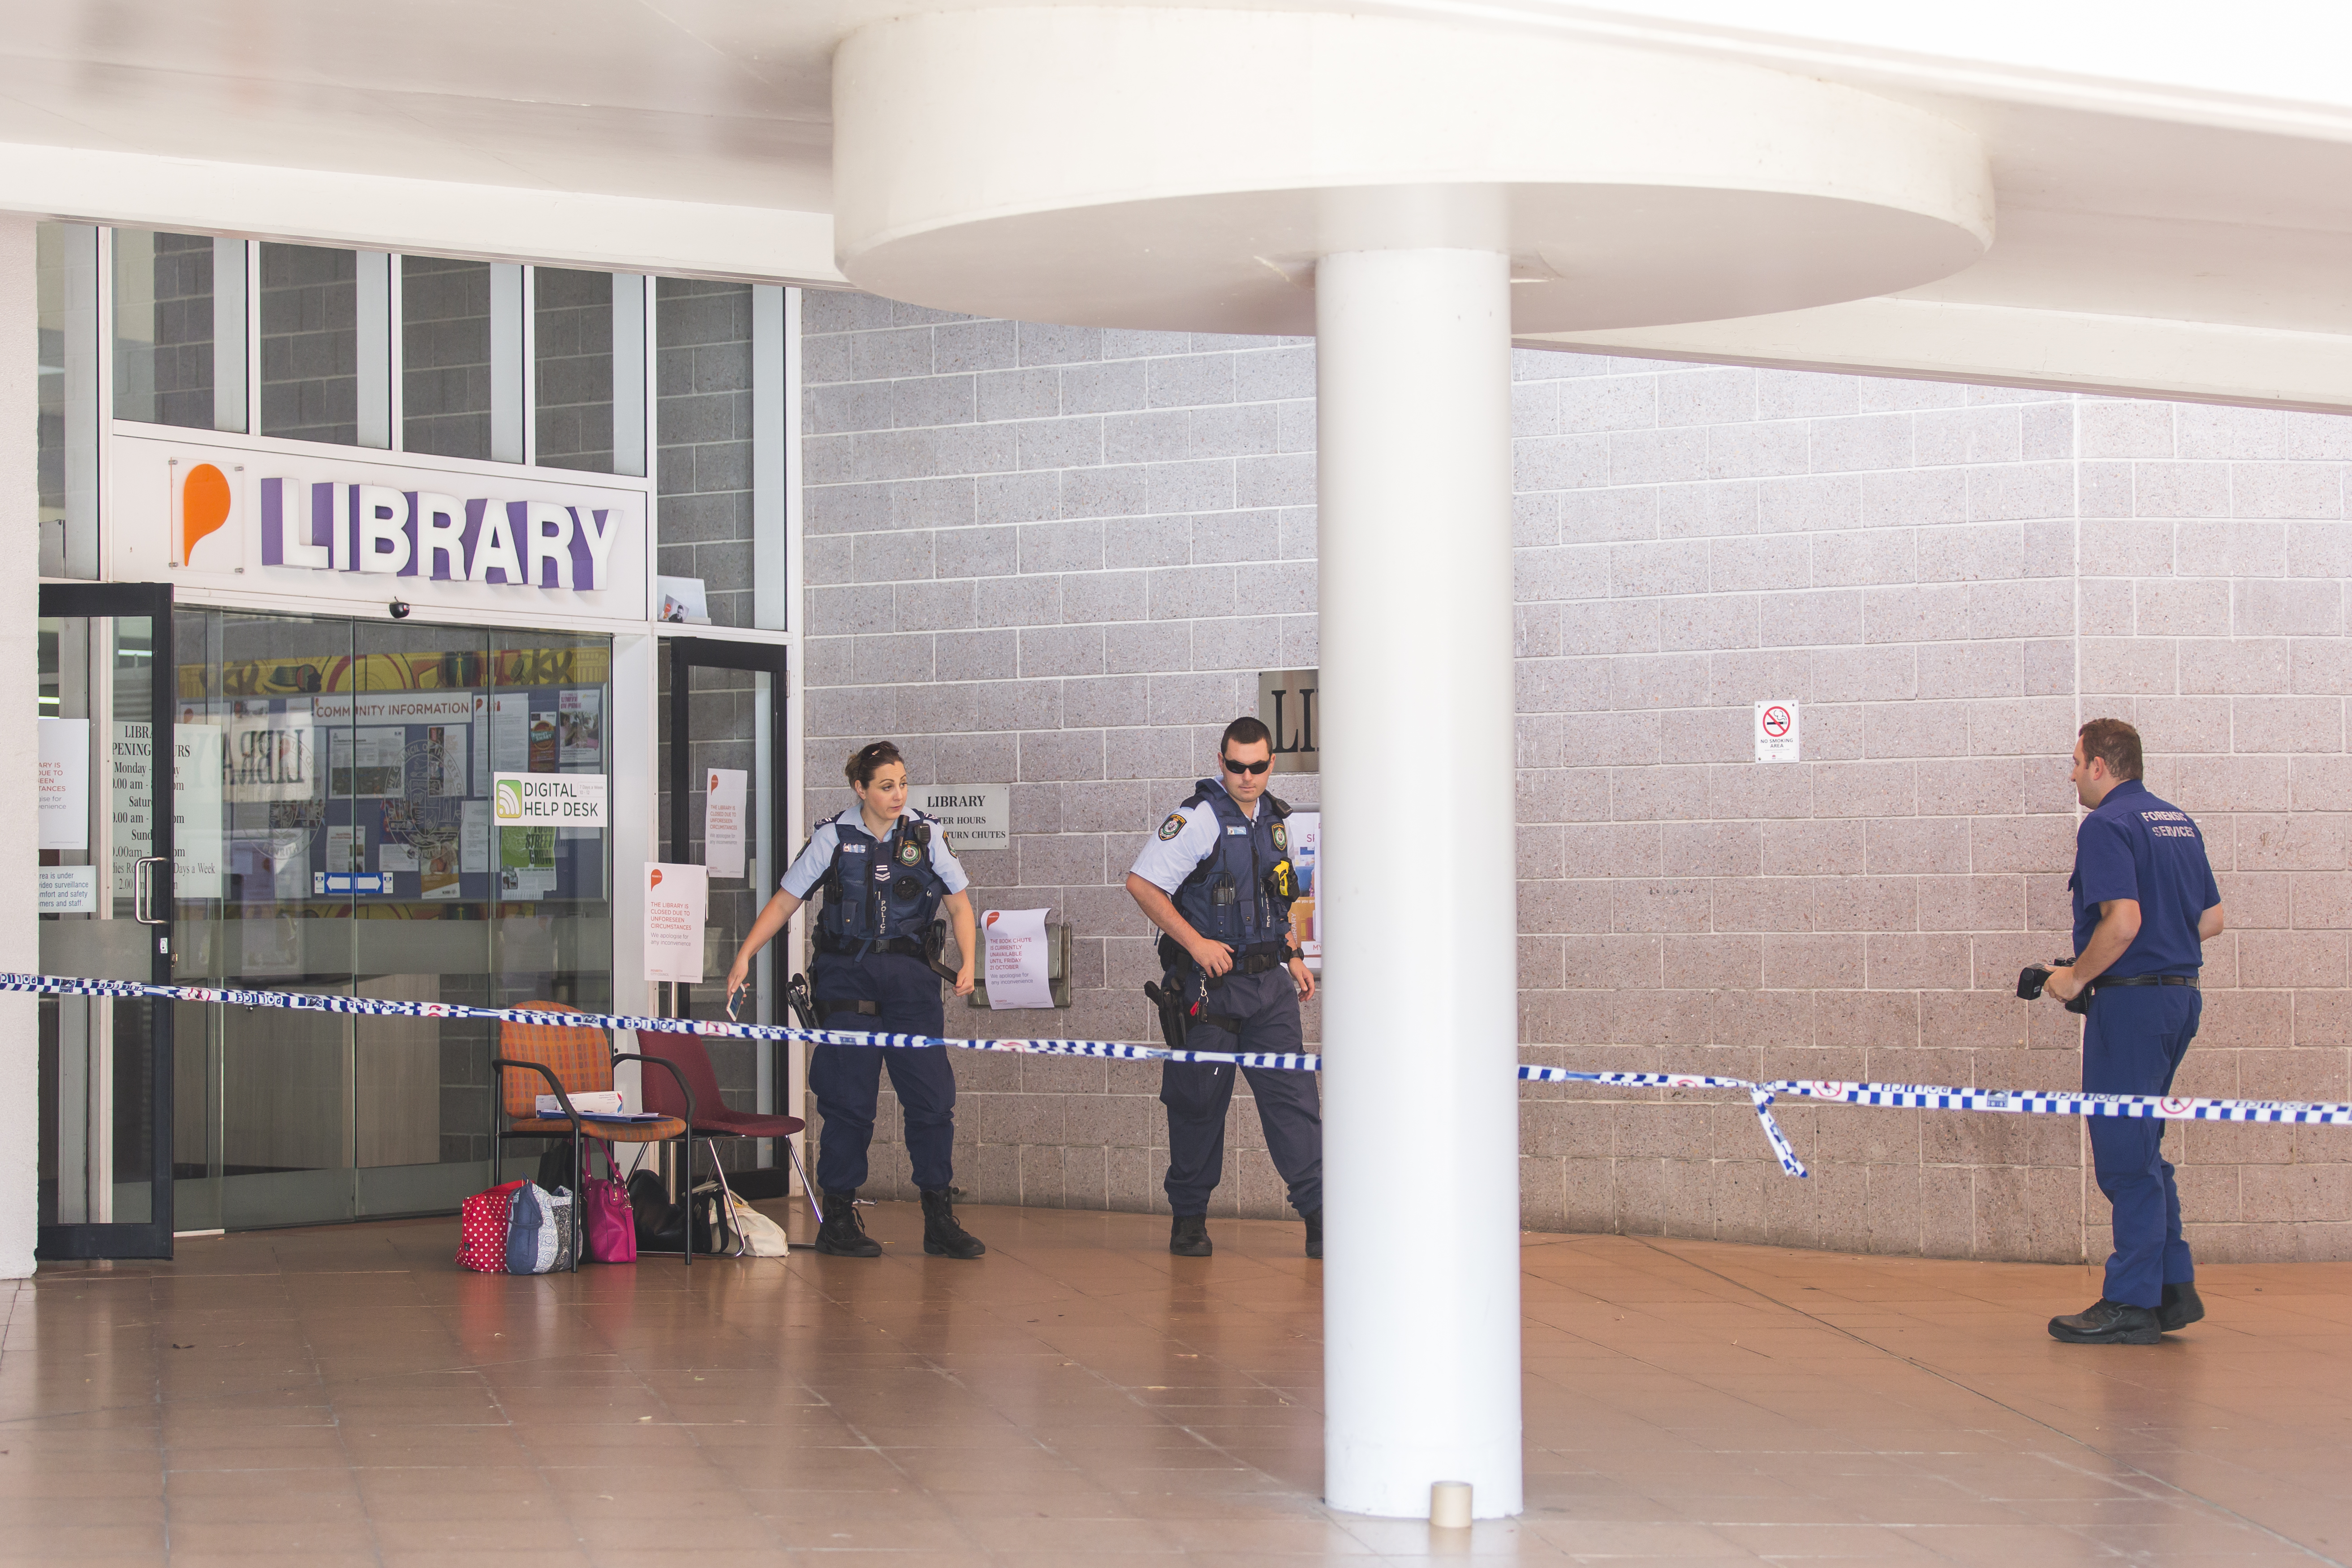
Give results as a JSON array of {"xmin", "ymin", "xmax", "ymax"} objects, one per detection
[{"xmin": 799, "ymin": 289, "xmax": 2352, "ymax": 1262}]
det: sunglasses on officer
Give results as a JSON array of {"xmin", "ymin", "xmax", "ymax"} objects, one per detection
[{"xmin": 1221, "ymin": 754, "xmax": 1271, "ymax": 776}]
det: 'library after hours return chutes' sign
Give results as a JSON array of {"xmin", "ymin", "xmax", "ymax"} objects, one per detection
[{"xmin": 110, "ymin": 431, "xmax": 651, "ymax": 627}]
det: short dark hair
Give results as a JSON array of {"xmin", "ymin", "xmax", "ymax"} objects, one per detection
[
  {"xmin": 844, "ymin": 740, "xmax": 905, "ymax": 788},
  {"xmin": 2078, "ymin": 718, "xmax": 2143, "ymax": 781},
  {"xmin": 1220, "ymin": 716, "xmax": 1273, "ymax": 755}
]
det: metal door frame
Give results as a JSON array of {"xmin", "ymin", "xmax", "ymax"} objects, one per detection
[
  {"xmin": 664, "ymin": 635, "xmax": 789, "ymax": 1024},
  {"xmin": 37, "ymin": 580, "xmax": 175, "ymax": 1260}
]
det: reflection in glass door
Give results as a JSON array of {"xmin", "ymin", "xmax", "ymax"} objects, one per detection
[
  {"xmin": 36, "ymin": 583, "xmax": 175, "ymax": 1259},
  {"xmin": 170, "ymin": 609, "xmax": 614, "ymax": 1231}
]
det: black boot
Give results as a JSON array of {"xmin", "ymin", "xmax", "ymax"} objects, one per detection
[
  {"xmin": 921, "ymin": 1189, "xmax": 986, "ymax": 1259},
  {"xmin": 2047, "ymin": 1298, "xmax": 2161, "ymax": 1345},
  {"xmin": 2159, "ymin": 1281, "xmax": 2205, "ymax": 1331},
  {"xmin": 1304, "ymin": 1209, "xmax": 1322, "ymax": 1260},
  {"xmin": 1170, "ymin": 1215, "xmax": 1211, "ymax": 1258},
  {"xmin": 814, "ymin": 1189, "xmax": 881, "ymax": 1258}
]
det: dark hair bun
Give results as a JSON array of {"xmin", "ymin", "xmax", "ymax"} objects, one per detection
[{"xmin": 845, "ymin": 740, "xmax": 906, "ymax": 788}]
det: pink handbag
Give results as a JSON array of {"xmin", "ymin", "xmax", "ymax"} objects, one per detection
[{"xmin": 582, "ymin": 1143, "xmax": 638, "ymax": 1264}]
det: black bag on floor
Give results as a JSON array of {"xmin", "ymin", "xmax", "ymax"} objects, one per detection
[{"xmin": 628, "ymin": 1168, "xmax": 689, "ymax": 1253}]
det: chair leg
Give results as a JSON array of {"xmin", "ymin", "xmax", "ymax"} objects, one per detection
[
  {"xmin": 681, "ymin": 1133, "xmax": 694, "ymax": 1269},
  {"xmin": 785, "ymin": 1141, "xmax": 821, "ymax": 1225},
  {"xmin": 572, "ymin": 1134, "xmax": 584, "ymax": 1272}
]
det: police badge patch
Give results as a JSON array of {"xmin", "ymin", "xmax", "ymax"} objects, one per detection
[
  {"xmin": 897, "ymin": 839, "xmax": 923, "ymax": 867},
  {"xmin": 1157, "ymin": 813, "xmax": 1185, "ymax": 841},
  {"xmin": 1271, "ymin": 823, "xmax": 1288, "ymax": 854}
]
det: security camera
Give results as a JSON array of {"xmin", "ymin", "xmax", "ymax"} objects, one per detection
[{"xmin": 389, "ymin": 600, "xmax": 411, "ymax": 620}]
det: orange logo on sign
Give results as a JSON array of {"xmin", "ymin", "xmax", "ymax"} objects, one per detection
[
  {"xmin": 649, "ymin": 868, "xmax": 664, "ymax": 888},
  {"xmin": 181, "ymin": 463, "xmax": 232, "ymax": 565}
]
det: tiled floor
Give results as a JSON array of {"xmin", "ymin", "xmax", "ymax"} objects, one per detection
[{"xmin": 5, "ymin": 1202, "xmax": 2349, "ymax": 1566}]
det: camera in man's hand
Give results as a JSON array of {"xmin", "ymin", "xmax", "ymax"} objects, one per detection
[{"xmin": 2017, "ymin": 958, "xmax": 2091, "ymax": 1015}]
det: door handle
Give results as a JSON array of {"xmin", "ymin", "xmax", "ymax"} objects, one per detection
[{"xmin": 132, "ymin": 857, "xmax": 168, "ymax": 925}]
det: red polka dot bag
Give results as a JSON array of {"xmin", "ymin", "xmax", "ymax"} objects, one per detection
[{"xmin": 457, "ymin": 1178, "xmax": 577, "ymax": 1274}]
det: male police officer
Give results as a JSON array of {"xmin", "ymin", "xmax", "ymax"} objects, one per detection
[
  {"xmin": 2042, "ymin": 718, "xmax": 2223, "ymax": 1344},
  {"xmin": 1125, "ymin": 717, "xmax": 1323, "ymax": 1259}
]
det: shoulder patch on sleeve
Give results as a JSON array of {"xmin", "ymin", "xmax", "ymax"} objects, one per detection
[{"xmin": 1157, "ymin": 812, "xmax": 1187, "ymax": 841}]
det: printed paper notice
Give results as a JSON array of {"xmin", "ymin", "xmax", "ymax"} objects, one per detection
[
  {"xmin": 644, "ymin": 862, "xmax": 708, "ymax": 984},
  {"xmin": 982, "ymin": 907, "xmax": 1054, "ymax": 1010},
  {"xmin": 704, "ymin": 768, "xmax": 746, "ymax": 879},
  {"xmin": 1754, "ymin": 701, "xmax": 1800, "ymax": 763},
  {"xmin": 461, "ymin": 800, "xmax": 490, "ymax": 873},
  {"xmin": 39, "ymin": 866, "xmax": 98, "ymax": 914},
  {"xmin": 39, "ymin": 719, "xmax": 89, "ymax": 851},
  {"xmin": 1288, "ymin": 810, "xmax": 1321, "ymax": 969}
]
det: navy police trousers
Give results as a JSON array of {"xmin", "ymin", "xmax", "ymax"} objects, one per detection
[
  {"xmin": 2082, "ymin": 983, "xmax": 2202, "ymax": 1309},
  {"xmin": 807, "ymin": 950, "xmax": 958, "ymax": 1193},
  {"xmin": 1161, "ymin": 964, "xmax": 1322, "ymax": 1218}
]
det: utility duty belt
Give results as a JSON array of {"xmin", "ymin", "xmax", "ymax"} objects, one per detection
[
  {"xmin": 2018, "ymin": 958, "xmax": 2198, "ymax": 1018},
  {"xmin": 813, "ymin": 921, "xmax": 959, "ymax": 982},
  {"xmin": 1143, "ymin": 938, "xmax": 1297, "ymax": 1050},
  {"xmin": 2090, "ymin": 974, "xmax": 2200, "ymax": 992}
]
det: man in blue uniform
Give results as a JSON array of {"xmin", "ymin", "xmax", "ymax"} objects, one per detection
[
  {"xmin": 1126, "ymin": 717, "xmax": 1323, "ymax": 1259},
  {"xmin": 723, "ymin": 741, "xmax": 985, "ymax": 1260},
  {"xmin": 2043, "ymin": 718, "xmax": 2224, "ymax": 1344}
]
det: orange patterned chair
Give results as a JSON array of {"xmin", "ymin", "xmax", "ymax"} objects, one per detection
[{"xmin": 492, "ymin": 1000, "xmax": 696, "ymax": 1267}]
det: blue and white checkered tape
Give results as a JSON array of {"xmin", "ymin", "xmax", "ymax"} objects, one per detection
[{"xmin": 10, "ymin": 971, "xmax": 2346, "ymax": 1182}]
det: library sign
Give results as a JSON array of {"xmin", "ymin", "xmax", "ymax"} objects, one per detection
[{"xmin": 110, "ymin": 431, "xmax": 650, "ymax": 623}]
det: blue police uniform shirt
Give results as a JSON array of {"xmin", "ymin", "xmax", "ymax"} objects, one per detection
[
  {"xmin": 1127, "ymin": 783, "xmax": 1265, "ymax": 896},
  {"xmin": 781, "ymin": 811, "xmax": 970, "ymax": 900},
  {"xmin": 2071, "ymin": 778, "xmax": 2220, "ymax": 977}
]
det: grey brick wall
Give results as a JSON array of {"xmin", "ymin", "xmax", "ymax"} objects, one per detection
[
  {"xmin": 258, "ymin": 243, "xmax": 358, "ymax": 446},
  {"xmin": 801, "ymin": 289, "xmax": 2352, "ymax": 1263}
]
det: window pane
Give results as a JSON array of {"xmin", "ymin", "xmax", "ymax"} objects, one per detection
[
  {"xmin": 534, "ymin": 267, "xmax": 613, "ymax": 473},
  {"xmin": 113, "ymin": 230, "xmax": 244, "ymax": 430},
  {"xmin": 259, "ymin": 243, "xmax": 358, "ymax": 445},
  {"xmin": 401, "ymin": 256, "xmax": 494, "ymax": 461},
  {"xmin": 39, "ymin": 223, "xmax": 98, "ymax": 577},
  {"xmin": 655, "ymin": 279, "xmax": 754, "ymax": 625}
]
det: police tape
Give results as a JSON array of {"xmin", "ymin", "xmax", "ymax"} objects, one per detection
[{"xmin": 9, "ymin": 971, "xmax": 2348, "ymax": 1183}]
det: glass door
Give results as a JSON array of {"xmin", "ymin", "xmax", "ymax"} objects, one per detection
[
  {"xmin": 37, "ymin": 582, "xmax": 175, "ymax": 1259},
  {"xmin": 168, "ymin": 608, "xmax": 616, "ymax": 1230}
]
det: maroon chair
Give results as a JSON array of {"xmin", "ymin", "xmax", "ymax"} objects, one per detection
[{"xmin": 633, "ymin": 1030, "xmax": 818, "ymax": 1216}]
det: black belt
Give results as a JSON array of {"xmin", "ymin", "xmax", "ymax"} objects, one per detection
[
  {"xmin": 814, "ymin": 931, "xmax": 926, "ymax": 959},
  {"xmin": 1200, "ymin": 943, "xmax": 1293, "ymax": 981},
  {"xmin": 2090, "ymin": 974, "xmax": 2199, "ymax": 992},
  {"xmin": 813, "ymin": 998, "xmax": 879, "ymax": 1024}
]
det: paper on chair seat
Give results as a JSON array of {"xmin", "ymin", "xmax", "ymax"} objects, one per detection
[{"xmin": 537, "ymin": 1091, "xmax": 624, "ymax": 1116}]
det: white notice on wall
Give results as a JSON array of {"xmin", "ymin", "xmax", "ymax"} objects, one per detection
[
  {"xmin": 1754, "ymin": 701, "xmax": 1801, "ymax": 764},
  {"xmin": 704, "ymin": 768, "xmax": 747, "ymax": 879},
  {"xmin": 39, "ymin": 718, "xmax": 89, "ymax": 851},
  {"xmin": 644, "ymin": 862, "xmax": 709, "ymax": 984},
  {"xmin": 982, "ymin": 907, "xmax": 1054, "ymax": 1010}
]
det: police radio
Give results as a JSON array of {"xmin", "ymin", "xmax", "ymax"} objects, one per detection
[{"xmin": 2017, "ymin": 959, "xmax": 2091, "ymax": 1016}]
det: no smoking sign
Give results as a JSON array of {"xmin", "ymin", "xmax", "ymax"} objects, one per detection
[{"xmin": 1753, "ymin": 701, "xmax": 1800, "ymax": 763}]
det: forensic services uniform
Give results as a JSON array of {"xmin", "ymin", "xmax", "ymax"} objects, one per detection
[
  {"xmin": 782, "ymin": 806, "xmax": 969, "ymax": 1198},
  {"xmin": 2071, "ymin": 777, "xmax": 2220, "ymax": 1311},
  {"xmin": 1130, "ymin": 778, "xmax": 1323, "ymax": 1227}
]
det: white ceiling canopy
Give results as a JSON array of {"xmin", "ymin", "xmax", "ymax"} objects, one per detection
[{"xmin": 3, "ymin": 0, "xmax": 2349, "ymax": 405}]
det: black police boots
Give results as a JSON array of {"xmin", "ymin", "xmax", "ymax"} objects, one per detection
[
  {"xmin": 2160, "ymin": 1281, "xmax": 2205, "ymax": 1331},
  {"xmin": 2047, "ymin": 1298, "xmax": 2162, "ymax": 1344},
  {"xmin": 1170, "ymin": 1215, "xmax": 1212, "ymax": 1257},
  {"xmin": 1304, "ymin": 1209, "xmax": 1323, "ymax": 1260},
  {"xmin": 814, "ymin": 1189, "xmax": 882, "ymax": 1258},
  {"xmin": 921, "ymin": 1189, "xmax": 986, "ymax": 1259}
]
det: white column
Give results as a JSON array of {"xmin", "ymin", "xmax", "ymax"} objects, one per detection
[
  {"xmin": 0, "ymin": 214, "xmax": 40, "ymax": 1277},
  {"xmin": 1316, "ymin": 247, "xmax": 1521, "ymax": 1518}
]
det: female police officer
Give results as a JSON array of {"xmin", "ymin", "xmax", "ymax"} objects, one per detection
[{"xmin": 722, "ymin": 741, "xmax": 986, "ymax": 1260}]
